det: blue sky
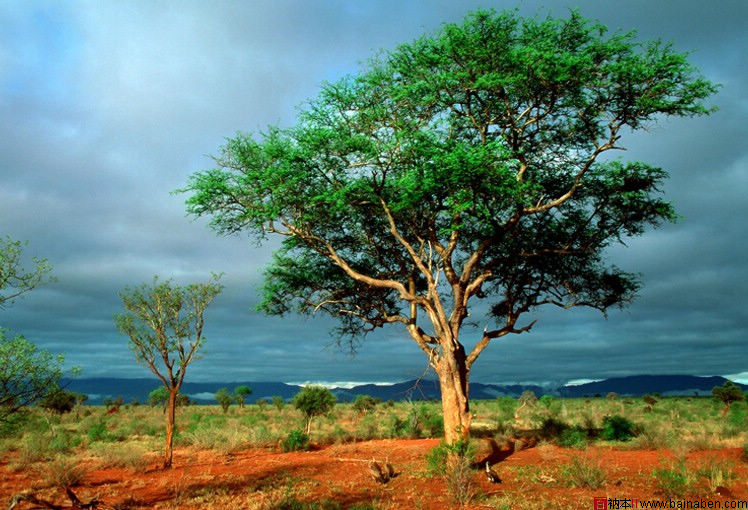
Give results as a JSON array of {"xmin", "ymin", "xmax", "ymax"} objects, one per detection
[{"xmin": 1, "ymin": 0, "xmax": 746, "ymax": 386}]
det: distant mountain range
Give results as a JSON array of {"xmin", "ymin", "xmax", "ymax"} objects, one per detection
[{"xmin": 63, "ymin": 374, "xmax": 746, "ymax": 405}]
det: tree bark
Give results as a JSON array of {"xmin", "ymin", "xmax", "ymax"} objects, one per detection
[
  {"xmin": 164, "ymin": 388, "xmax": 177, "ymax": 469},
  {"xmin": 435, "ymin": 342, "xmax": 472, "ymax": 445}
]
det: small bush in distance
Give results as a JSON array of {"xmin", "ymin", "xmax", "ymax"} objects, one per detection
[
  {"xmin": 234, "ymin": 385, "xmax": 252, "ymax": 408},
  {"xmin": 600, "ymin": 415, "xmax": 637, "ymax": 442},
  {"xmin": 215, "ymin": 387, "xmax": 232, "ymax": 413},
  {"xmin": 712, "ymin": 381, "xmax": 745, "ymax": 417},
  {"xmin": 38, "ymin": 387, "xmax": 78, "ymax": 414},
  {"xmin": 352, "ymin": 394, "xmax": 380, "ymax": 414},
  {"xmin": 272, "ymin": 395, "xmax": 284, "ymax": 411},
  {"xmin": 281, "ymin": 429, "xmax": 310, "ymax": 452}
]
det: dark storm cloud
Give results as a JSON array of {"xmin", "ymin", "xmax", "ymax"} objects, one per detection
[{"xmin": 1, "ymin": 1, "xmax": 746, "ymax": 385}]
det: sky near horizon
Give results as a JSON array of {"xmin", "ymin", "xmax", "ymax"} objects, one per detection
[{"xmin": 1, "ymin": 0, "xmax": 746, "ymax": 386}]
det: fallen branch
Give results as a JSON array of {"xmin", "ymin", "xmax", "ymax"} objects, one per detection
[{"xmin": 7, "ymin": 488, "xmax": 102, "ymax": 510}]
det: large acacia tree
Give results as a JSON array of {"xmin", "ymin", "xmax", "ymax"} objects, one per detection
[
  {"xmin": 115, "ymin": 274, "xmax": 222, "ymax": 467},
  {"xmin": 181, "ymin": 10, "xmax": 716, "ymax": 444}
]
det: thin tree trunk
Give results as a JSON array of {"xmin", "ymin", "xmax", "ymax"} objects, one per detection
[
  {"xmin": 435, "ymin": 344, "xmax": 472, "ymax": 445},
  {"xmin": 164, "ymin": 388, "xmax": 177, "ymax": 469}
]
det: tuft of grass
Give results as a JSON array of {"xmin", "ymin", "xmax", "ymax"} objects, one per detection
[
  {"xmin": 91, "ymin": 442, "xmax": 150, "ymax": 472},
  {"xmin": 652, "ymin": 460, "xmax": 697, "ymax": 498},
  {"xmin": 559, "ymin": 456, "xmax": 606, "ymax": 489},
  {"xmin": 41, "ymin": 456, "xmax": 88, "ymax": 488}
]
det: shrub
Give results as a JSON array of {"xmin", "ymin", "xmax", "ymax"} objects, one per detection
[
  {"xmin": 86, "ymin": 421, "xmax": 113, "ymax": 443},
  {"xmin": 215, "ymin": 387, "xmax": 233, "ymax": 413},
  {"xmin": 352, "ymin": 394, "xmax": 380, "ymax": 414},
  {"xmin": 39, "ymin": 388, "xmax": 78, "ymax": 414},
  {"xmin": 559, "ymin": 427, "xmax": 588, "ymax": 449},
  {"xmin": 643, "ymin": 394, "xmax": 658, "ymax": 407},
  {"xmin": 292, "ymin": 386, "xmax": 336, "ymax": 434},
  {"xmin": 712, "ymin": 381, "xmax": 744, "ymax": 416},
  {"xmin": 281, "ymin": 429, "xmax": 310, "ymax": 452},
  {"xmin": 272, "ymin": 395, "xmax": 285, "ymax": 411},
  {"xmin": 600, "ymin": 415, "xmax": 637, "ymax": 442},
  {"xmin": 234, "ymin": 385, "xmax": 252, "ymax": 408},
  {"xmin": 425, "ymin": 439, "xmax": 474, "ymax": 477},
  {"xmin": 539, "ymin": 417, "xmax": 568, "ymax": 440}
]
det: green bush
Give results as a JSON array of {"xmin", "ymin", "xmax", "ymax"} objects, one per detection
[
  {"xmin": 425, "ymin": 439, "xmax": 474, "ymax": 477},
  {"xmin": 292, "ymin": 386, "xmax": 336, "ymax": 434},
  {"xmin": 281, "ymin": 429, "xmax": 310, "ymax": 452},
  {"xmin": 86, "ymin": 421, "xmax": 113, "ymax": 443},
  {"xmin": 558, "ymin": 426, "xmax": 588, "ymax": 449},
  {"xmin": 539, "ymin": 417, "xmax": 568, "ymax": 440},
  {"xmin": 352, "ymin": 394, "xmax": 380, "ymax": 414},
  {"xmin": 600, "ymin": 415, "xmax": 636, "ymax": 441}
]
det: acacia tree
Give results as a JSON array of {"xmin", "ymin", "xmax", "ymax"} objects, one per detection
[
  {"xmin": 0, "ymin": 236, "xmax": 54, "ymax": 308},
  {"xmin": 114, "ymin": 274, "xmax": 222, "ymax": 468},
  {"xmin": 1, "ymin": 237, "xmax": 64, "ymax": 424},
  {"xmin": 180, "ymin": 10, "xmax": 717, "ymax": 444}
]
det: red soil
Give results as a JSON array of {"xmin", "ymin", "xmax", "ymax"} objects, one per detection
[{"xmin": 2, "ymin": 439, "xmax": 746, "ymax": 509}]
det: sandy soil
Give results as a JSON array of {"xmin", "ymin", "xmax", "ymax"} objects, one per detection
[{"xmin": 2, "ymin": 439, "xmax": 746, "ymax": 509}]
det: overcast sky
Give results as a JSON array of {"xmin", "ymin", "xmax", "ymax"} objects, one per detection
[{"xmin": 1, "ymin": 0, "xmax": 746, "ymax": 387}]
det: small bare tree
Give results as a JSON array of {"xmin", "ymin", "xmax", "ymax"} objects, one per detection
[{"xmin": 114, "ymin": 274, "xmax": 222, "ymax": 468}]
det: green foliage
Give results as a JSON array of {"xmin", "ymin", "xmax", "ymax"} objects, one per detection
[
  {"xmin": 234, "ymin": 385, "xmax": 252, "ymax": 407},
  {"xmin": 148, "ymin": 387, "xmax": 169, "ymax": 407},
  {"xmin": 39, "ymin": 387, "xmax": 78, "ymax": 414},
  {"xmin": 0, "ymin": 330, "xmax": 66, "ymax": 422},
  {"xmin": 352, "ymin": 394, "xmax": 380, "ymax": 413},
  {"xmin": 272, "ymin": 395, "xmax": 285, "ymax": 411},
  {"xmin": 600, "ymin": 415, "xmax": 637, "ymax": 441},
  {"xmin": 215, "ymin": 387, "xmax": 233, "ymax": 413},
  {"xmin": 292, "ymin": 386, "xmax": 336, "ymax": 433},
  {"xmin": 114, "ymin": 274, "xmax": 223, "ymax": 388},
  {"xmin": 559, "ymin": 426, "xmax": 589, "ymax": 449},
  {"xmin": 180, "ymin": 8, "xmax": 716, "ymax": 444},
  {"xmin": 86, "ymin": 421, "xmax": 114, "ymax": 443},
  {"xmin": 425, "ymin": 439, "xmax": 474, "ymax": 477},
  {"xmin": 281, "ymin": 429, "xmax": 310, "ymax": 452},
  {"xmin": 712, "ymin": 381, "xmax": 744, "ymax": 412},
  {"xmin": 115, "ymin": 274, "xmax": 223, "ymax": 467},
  {"xmin": 652, "ymin": 460, "xmax": 696, "ymax": 498},
  {"xmin": 0, "ymin": 236, "xmax": 54, "ymax": 307}
]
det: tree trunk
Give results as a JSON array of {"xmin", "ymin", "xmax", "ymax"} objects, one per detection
[
  {"xmin": 164, "ymin": 388, "xmax": 177, "ymax": 469},
  {"xmin": 435, "ymin": 343, "xmax": 472, "ymax": 445}
]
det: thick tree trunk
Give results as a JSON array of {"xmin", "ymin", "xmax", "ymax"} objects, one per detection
[
  {"xmin": 435, "ymin": 343, "xmax": 472, "ymax": 445},
  {"xmin": 164, "ymin": 388, "xmax": 177, "ymax": 469}
]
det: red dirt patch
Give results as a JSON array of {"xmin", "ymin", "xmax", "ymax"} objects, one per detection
[{"xmin": 2, "ymin": 440, "xmax": 746, "ymax": 509}]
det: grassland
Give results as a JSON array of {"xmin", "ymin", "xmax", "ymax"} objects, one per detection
[{"xmin": 1, "ymin": 395, "xmax": 746, "ymax": 509}]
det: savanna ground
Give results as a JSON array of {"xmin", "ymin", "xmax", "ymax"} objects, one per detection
[{"xmin": 1, "ymin": 396, "xmax": 746, "ymax": 509}]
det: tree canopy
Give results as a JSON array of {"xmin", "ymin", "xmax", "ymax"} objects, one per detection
[
  {"xmin": 0, "ymin": 236, "xmax": 54, "ymax": 309},
  {"xmin": 180, "ymin": 9, "xmax": 717, "ymax": 443}
]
